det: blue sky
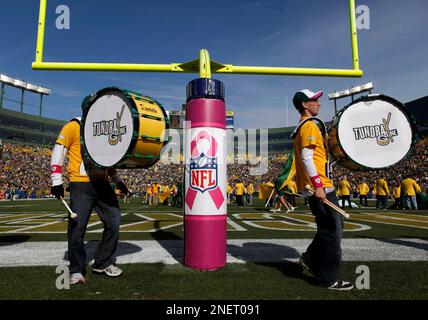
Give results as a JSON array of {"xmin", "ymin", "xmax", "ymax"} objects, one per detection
[{"xmin": 1, "ymin": 0, "xmax": 427, "ymax": 128}]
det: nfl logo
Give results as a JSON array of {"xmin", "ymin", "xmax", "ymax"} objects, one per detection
[{"xmin": 189, "ymin": 153, "xmax": 218, "ymax": 193}]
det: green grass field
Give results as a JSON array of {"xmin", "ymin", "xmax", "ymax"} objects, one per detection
[{"xmin": 0, "ymin": 198, "xmax": 427, "ymax": 300}]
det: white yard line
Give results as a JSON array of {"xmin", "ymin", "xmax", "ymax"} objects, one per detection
[{"xmin": 227, "ymin": 218, "xmax": 247, "ymax": 231}]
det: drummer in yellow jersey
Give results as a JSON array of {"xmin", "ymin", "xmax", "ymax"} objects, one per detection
[
  {"xmin": 391, "ymin": 180, "xmax": 402, "ymax": 209},
  {"xmin": 338, "ymin": 176, "xmax": 352, "ymax": 209},
  {"xmin": 152, "ymin": 182, "xmax": 160, "ymax": 205},
  {"xmin": 401, "ymin": 174, "xmax": 421, "ymax": 210},
  {"xmin": 246, "ymin": 181, "xmax": 255, "ymax": 205},
  {"xmin": 145, "ymin": 184, "xmax": 153, "ymax": 205},
  {"xmin": 291, "ymin": 89, "xmax": 352, "ymax": 290},
  {"xmin": 375, "ymin": 175, "xmax": 390, "ymax": 210},
  {"xmin": 226, "ymin": 182, "xmax": 233, "ymax": 204},
  {"xmin": 234, "ymin": 180, "xmax": 246, "ymax": 206},
  {"xmin": 50, "ymin": 117, "xmax": 129, "ymax": 284},
  {"xmin": 171, "ymin": 184, "xmax": 178, "ymax": 207},
  {"xmin": 356, "ymin": 180, "xmax": 369, "ymax": 207}
]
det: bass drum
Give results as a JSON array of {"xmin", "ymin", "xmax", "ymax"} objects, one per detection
[
  {"xmin": 328, "ymin": 94, "xmax": 417, "ymax": 170},
  {"xmin": 81, "ymin": 87, "xmax": 169, "ymax": 169}
]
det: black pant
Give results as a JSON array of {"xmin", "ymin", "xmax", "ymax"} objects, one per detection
[
  {"xmin": 236, "ymin": 195, "xmax": 243, "ymax": 206},
  {"xmin": 376, "ymin": 195, "xmax": 387, "ymax": 209},
  {"xmin": 391, "ymin": 197, "xmax": 401, "ymax": 209},
  {"xmin": 341, "ymin": 195, "xmax": 352, "ymax": 209},
  {"xmin": 359, "ymin": 195, "xmax": 368, "ymax": 207},
  {"xmin": 304, "ymin": 191, "xmax": 344, "ymax": 286},
  {"xmin": 68, "ymin": 181, "xmax": 121, "ymax": 274}
]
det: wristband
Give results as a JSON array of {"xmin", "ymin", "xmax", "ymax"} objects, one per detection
[
  {"xmin": 310, "ymin": 175, "xmax": 323, "ymax": 189},
  {"xmin": 51, "ymin": 165, "xmax": 62, "ymax": 174}
]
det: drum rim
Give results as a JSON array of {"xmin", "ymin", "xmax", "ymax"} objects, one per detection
[
  {"xmin": 81, "ymin": 87, "xmax": 140, "ymax": 168},
  {"xmin": 328, "ymin": 94, "xmax": 418, "ymax": 171}
]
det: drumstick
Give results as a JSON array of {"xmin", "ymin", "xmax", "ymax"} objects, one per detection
[
  {"xmin": 60, "ymin": 197, "xmax": 77, "ymax": 219},
  {"xmin": 283, "ymin": 190, "xmax": 303, "ymax": 197},
  {"xmin": 304, "ymin": 185, "xmax": 350, "ymax": 219}
]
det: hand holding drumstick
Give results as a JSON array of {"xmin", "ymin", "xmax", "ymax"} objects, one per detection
[{"xmin": 305, "ymin": 185, "xmax": 350, "ymax": 219}]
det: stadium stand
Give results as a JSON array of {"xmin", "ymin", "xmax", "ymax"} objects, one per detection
[{"xmin": 0, "ymin": 108, "xmax": 65, "ymax": 146}]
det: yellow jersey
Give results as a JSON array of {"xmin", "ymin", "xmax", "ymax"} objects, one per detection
[
  {"xmin": 56, "ymin": 120, "xmax": 89, "ymax": 183},
  {"xmin": 392, "ymin": 186, "xmax": 401, "ymax": 198},
  {"xmin": 401, "ymin": 178, "xmax": 421, "ymax": 196},
  {"xmin": 293, "ymin": 116, "xmax": 333, "ymax": 192},
  {"xmin": 234, "ymin": 183, "xmax": 246, "ymax": 196},
  {"xmin": 357, "ymin": 183, "xmax": 369, "ymax": 196},
  {"xmin": 375, "ymin": 179, "xmax": 389, "ymax": 196},
  {"xmin": 152, "ymin": 184, "xmax": 159, "ymax": 194},
  {"xmin": 338, "ymin": 179, "xmax": 351, "ymax": 196},
  {"xmin": 246, "ymin": 183, "xmax": 254, "ymax": 194},
  {"xmin": 146, "ymin": 186, "xmax": 152, "ymax": 195}
]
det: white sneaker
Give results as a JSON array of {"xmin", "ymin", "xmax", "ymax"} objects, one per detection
[
  {"xmin": 286, "ymin": 209, "xmax": 291, "ymax": 213},
  {"xmin": 291, "ymin": 207, "xmax": 297, "ymax": 211},
  {"xmin": 270, "ymin": 209, "xmax": 275, "ymax": 212},
  {"xmin": 327, "ymin": 280, "xmax": 354, "ymax": 290},
  {"xmin": 70, "ymin": 273, "xmax": 85, "ymax": 285},
  {"xmin": 93, "ymin": 264, "xmax": 123, "ymax": 277}
]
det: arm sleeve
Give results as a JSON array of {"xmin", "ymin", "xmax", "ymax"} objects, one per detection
[
  {"xmin": 50, "ymin": 143, "xmax": 68, "ymax": 186},
  {"xmin": 301, "ymin": 147, "xmax": 318, "ymax": 177},
  {"xmin": 415, "ymin": 182, "xmax": 421, "ymax": 193}
]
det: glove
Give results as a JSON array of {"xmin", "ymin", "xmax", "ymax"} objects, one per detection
[
  {"xmin": 116, "ymin": 181, "xmax": 129, "ymax": 196},
  {"xmin": 51, "ymin": 184, "xmax": 64, "ymax": 200}
]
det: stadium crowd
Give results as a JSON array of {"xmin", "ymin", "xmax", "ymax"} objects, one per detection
[{"xmin": 0, "ymin": 137, "xmax": 427, "ymax": 209}]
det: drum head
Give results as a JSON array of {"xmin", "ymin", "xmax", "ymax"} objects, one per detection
[
  {"xmin": 83, "ymin": 90, "xmax": 135, "ymax": 167},
  {"xmin": 336, "ymin": 95, "xmax": 414, "ymax": 169}
]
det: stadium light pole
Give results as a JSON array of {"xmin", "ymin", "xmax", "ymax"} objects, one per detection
[
  {"xmin": 20, "ymin": 89, "xmax": 25, "ymax": 113},
  {"xmin": 36, "ymin": 86, "xmax": 51, "ymax": 117},
  {"xmin": 39, "ymin": 94, "xmax": 44, "ymax": 116},
  {"xmin": 0, "ymin": 83, "xmax": 4, "ymax": 109}
]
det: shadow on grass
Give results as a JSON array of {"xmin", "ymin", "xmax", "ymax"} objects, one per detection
[
  {"xmin": 63, "ymin": 241, "xmax": 142, "ymax": 263},
  {"xmin": 376, "ymin": 238, "xmax": 428, "ymax": 251},
  {"xmin": 0, "ymin": 235, "xmax": 31, "ymax": 246},
  {"xmin": 227, "ymin": 242, "xmax": 313, "ymax": 284},
  {"xmin": 150, "ymin": 221, "xmax": 183, "ymax": 264}
]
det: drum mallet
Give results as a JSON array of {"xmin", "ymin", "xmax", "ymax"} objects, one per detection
[
  {"xmin": 60, "ymin": 197, "xmax": 77, "ymax": 219},
  {"xmin": 305, "ymin": 185, "xmax": 350, "ymax": 219}
]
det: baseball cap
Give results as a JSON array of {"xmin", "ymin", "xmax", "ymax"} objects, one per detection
[{"xmin": 293, "ymin": 89, "xmax": 323, "ymax": 109}]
